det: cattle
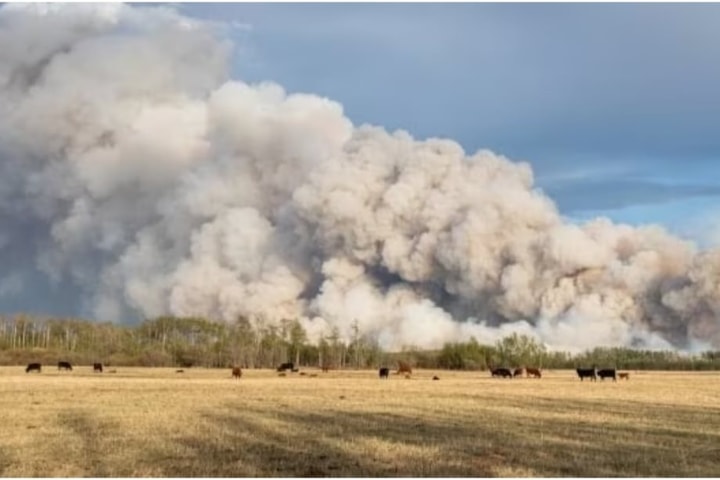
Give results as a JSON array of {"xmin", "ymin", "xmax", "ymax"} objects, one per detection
[
  {"xmin": 490, "ymin": 367, "xmax": 513, "ymax": 378},
  {"xmin": 432, "ymin": 376, "xmax": 440, "ymax": 381},
  {"xmin": 378, "ymin": 367, "xmax": 389, "ymax": 379},
  {"xmin": 231, "ymin": 366, "xmax": 242, "ymax": 379},
  {"xmin": 58, "ymin": 361, "xmax": 72, "ymax": 371},
  {"xmin": 25, "ymin": 363, "xmax": 41, "ymax": 373},
  {"xmin": 278, "ymin": 372, "xmax": 287, "ymax": 377},
  {"xmin": 176, "ymin": 369, "xmax": 184, "ymax": 374},
  {"xmin": 321, "ymin": 365, "xmax": 331, "ymax": 372},
  {"xmin": 513, "ymin": 367, "xmax": 524, "ymax": 378},
  {"xmin": 526, "ymin": 367, "xmax": 542, "ymax": 378},
  {"xmin": 396, "ymin": 361, "xmax": 412, "ymax": 375},
  {"xmin": 618, "ymin": 372, "xmax": 630, "ymax": 380},
  {"xmin": 597, "ymin": 368, "xmax": 617, "ymax": 382},
  {"xmin": 576, "ymin": 367, "xmax": 597, "ymax": 381},
  {"xmin": 277, "ymin": 362, "xmax": 294, "ymax": 372},
  {"xmin": 93, "ymin": 363, "xmax": 103, "ymax": 373}
]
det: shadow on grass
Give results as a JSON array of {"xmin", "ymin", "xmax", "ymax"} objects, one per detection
[
  {"xmin": 53, "ymin": 410, "xmax": 120, "ymax": 477},
  {"xmin": 0, "ymin": 447, "xmax": 12, "ymax": 476},
  {"xmin": 143, "ymin": 396, "xmax": 720, "ymax": 477}
]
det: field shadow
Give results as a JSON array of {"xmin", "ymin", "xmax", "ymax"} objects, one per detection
[
  {"xmin": 145, "ymin": 405, "xmax": 497, "ymax": 477},
  {"xmin": 52, "ymin": 409, "xmax": 121, "ymax": 477},
  {"xmin": 0, "ymin": 447, "xmax": 12, "ymax": 476},
  {"xmin": 143, "ymin": 396, "xmax": 720, "ymax": 477}
]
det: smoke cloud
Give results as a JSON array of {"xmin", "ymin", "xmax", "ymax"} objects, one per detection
[{"xmin": 1, "ymin": 4, "xmax": 719, "ymax": 351}]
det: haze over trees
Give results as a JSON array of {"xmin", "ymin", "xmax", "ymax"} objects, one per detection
[{"xmin": 1, "ymin": 314, "xmax": 719, "ymax": 370}]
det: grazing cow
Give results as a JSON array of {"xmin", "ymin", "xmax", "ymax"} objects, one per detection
[
  {"xmin": 231, "ymin": 366, "xmax": 242, "ymax": 379},
  {"xmin": 58, "ymin": 361, "xmax": 73, "ymax": 371},
  {"xmin": 618, "ymin": 372, "xmax": 630, "ymax": 380},
  {"xmin": 176, "ymin": 369, "xmax": 185, "ymax": 374},
  {"xmin": 26, "ymin": 363, "xmax": 41, "ymax": 373},
  {"xmin": 378, "ymin": 367, "xmax": 390, "ymax": 379},
  {"xmin": 526, "ymin": 367, "xmax": 542, "ymax": 378},
  {"xmin": 432, "ymin": 376, "xmax": 440, "ymax": 381},
  {"xmin": 396, "ymin": 361, "xmax": 412, "ymax": 375},
  {"xmin": 597, "ymin": 368, "xmax": 617, "ymax": 382},
  {"xmin": 576, "ymin": 367, "xmax": 597, "ymax": 381},
  {"xmin": 490, "ymin": 367, "xmax": 513, "ymax": 378},
  {"xmin": 277, "ymin": 362, "xmax": 294, "ymax": 372},
  {"xmin": 93, "ymin": 363, "xmax": 103, "ymax": 373},
  {"xmin": 513, "ymin": 368, "xmax": 524, "ymax": 378}
]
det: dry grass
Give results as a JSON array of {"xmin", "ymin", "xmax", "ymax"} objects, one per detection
[{"xmin": 1, "ymin": 366, "xmax": 719, "ymax": 476}]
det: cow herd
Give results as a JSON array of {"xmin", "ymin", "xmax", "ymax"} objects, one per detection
[
  {"xmin": 576, "ymin": 367, "xmax": 630, "ymax": 382},
  {"xmin": 24, "ymin": 361, "xmax": 101, "ymax": 373},
  {"xmin": 21, "ymin": 361, "xmax": 630, "ymax": 383},
  {"xmin": 490, "ymin": 367, "xmax": 543, "ymax": 378}
]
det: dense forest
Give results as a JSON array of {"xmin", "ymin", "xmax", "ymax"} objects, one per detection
[{"xmin": 1, "ymin": 314, "xmax": 719, "ymax": 370}]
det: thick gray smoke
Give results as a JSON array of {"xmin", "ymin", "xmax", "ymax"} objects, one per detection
[{"xmin": 1, "ymin": 4, "xmax": 719, "ymax": 351}]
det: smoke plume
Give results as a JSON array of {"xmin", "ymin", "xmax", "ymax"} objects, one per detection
[{"xmin": 1, "ymin": 4, "xmax": 719, "ymax": 351}]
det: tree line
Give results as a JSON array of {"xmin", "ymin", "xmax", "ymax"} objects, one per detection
[{"xmin": 1, "ymin": 314, "xmax": 719, "ymax": 370}]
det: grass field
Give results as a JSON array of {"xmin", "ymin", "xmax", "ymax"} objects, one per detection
[{"xmin": 0, "ymin": 366, "xmax": 719, "ymax": 477}]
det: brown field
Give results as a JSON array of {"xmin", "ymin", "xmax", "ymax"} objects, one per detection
[{"xmin": 0, "ymin": 366, "xmax": 719, "ymax": 477}]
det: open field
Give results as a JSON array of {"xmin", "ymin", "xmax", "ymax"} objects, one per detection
[{"xmin": 0, "ymin": 367, "xmax": 719, "ymax": 477}]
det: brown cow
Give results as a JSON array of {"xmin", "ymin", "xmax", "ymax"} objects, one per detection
[
  {"xmin": 513, "ymin": 367, "xmax": 524, "ymax": 378},
  {"xmin": 618, "ymin": 372, "xmax": 630, "ymax": 380},
  {"xmin": 397, "ymin": 361, "xmax": 412, "ymax": 375},
  {"xmin": 526, "ymin": 367, "xmax": 542, "ymax": 378},
  {"xmin": 231, "ymin": 366, "xmax": 242, "ymax": 379}
]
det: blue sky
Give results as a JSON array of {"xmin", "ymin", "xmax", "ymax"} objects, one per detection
[{"xmin": 179, "ymin": 3, "xmax": 720, "ymax": 245}]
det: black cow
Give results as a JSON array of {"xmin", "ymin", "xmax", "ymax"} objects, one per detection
[
  {"xmin": 93, "ymin": 363, "xmax": 103, "ymax": 373},
  {"xmin": 513, "ymin": 368, "xmax": 524, "ymax": 378},
  {"xmin": 597, "ymin": 368, "xmax": 617, "ymax": 382},
  {"xmin": 58, "ymin": 361, "xmax": 73, "ymax": 371},
  {"xmin": 491, "ymin": 367, "xmax": 513, "ymax": 378},
  {"xmin": 277, "ymin": 362, "xmax": 294, "ymax": 372},
  {"xmin": 378, "ymin": 367, "xmax": 389, "ymax": 379},
  {"xmin": 26, "ymin": 363, "xmax": 41, "ymax": 373},
  {"xmin": 576, "ymin": 367, "xmax": 597, "ymax": 381}
]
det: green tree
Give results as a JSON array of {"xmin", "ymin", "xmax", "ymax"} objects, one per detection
[
  {"xmin": 495, "ymin": 333, "xmax": 547, "ymax": 367},
  {"xmin": 288, "ymin": 320, "xmax": 308, "ymax": 366}
]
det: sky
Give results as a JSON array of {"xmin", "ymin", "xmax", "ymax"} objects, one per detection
[{"xmin": 179, "ymin": 2, "xmax": 720, "ymax": 246}]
